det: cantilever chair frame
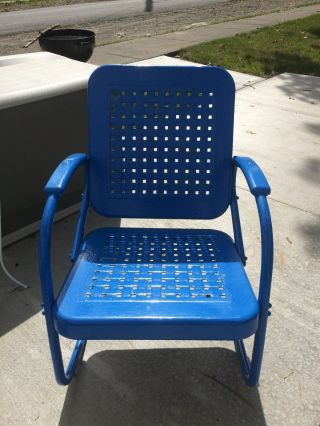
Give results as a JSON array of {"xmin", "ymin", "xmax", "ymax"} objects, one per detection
[
  {"xmin": 39, "ymin": 154, "xmax": 273, "ymax": 387},
  {"xmin": 39, "ymin": 66, "xmax": 273, "ymax": 387}
]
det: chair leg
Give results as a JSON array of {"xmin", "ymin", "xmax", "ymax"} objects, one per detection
[
  {"xmin": 234, "ymin": 310, "xmax": 269, "ymax": 387},
  {"xmin": 47, "ymin": 325, "xmax": 87, "ymax": 385}
]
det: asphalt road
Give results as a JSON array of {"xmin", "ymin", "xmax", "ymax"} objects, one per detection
[{"xmin": 0, "ymin": 0, "xmax": 225, "ymax": 34}]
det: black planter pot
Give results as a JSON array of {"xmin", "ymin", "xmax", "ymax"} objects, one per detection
[{"xmin": 39, "ymin": 29, "xmax": 95, "ymax": 62}]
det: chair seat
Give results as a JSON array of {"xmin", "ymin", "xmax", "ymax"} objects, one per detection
[{"xmin": 55, "ymin": 228, "xmax": 259, "ymax": 340}]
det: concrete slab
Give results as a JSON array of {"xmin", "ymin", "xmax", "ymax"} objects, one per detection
[
  {"xmin": 134, "ymin": 55, "xmax": 264, "ymax": 90},
  {"xmin": 244, "ymin": 4, "xmax": 320, "ymax": 26},
  {"xmin": 1, "ymin": 60, "xmax": 319, "ymax": 425},
  {"xmin": 91, "ymin": 22, "xmax": 261, "ymax": 64},
  {"xmin": 157, "ymin": 21, "xmax": 262, "ymax": 45},
  {"xmin": 234, "ymin": 72, "xmax": 320, "ymax": 216},
  {"xmin": 90, "ymin": 49, "xmax": 138, "ymax": 66},
  {"xmin": 157, "ymin": 22, "xmax": 258, "ymax": 45},
  {"xmin": 1, "ymin": 190, "xmax": 319, "ymax": 425},
  {"xmin": 94, "ymin": 37, "xmax": 192, "ymax": 60}
]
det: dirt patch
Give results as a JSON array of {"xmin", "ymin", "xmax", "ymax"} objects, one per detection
[{"xmin": 0, "ymin": 0, "xmax": 318, "ymax": 57}]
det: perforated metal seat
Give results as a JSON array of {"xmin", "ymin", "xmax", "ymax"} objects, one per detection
[
  {"xmin": 55, "ymin": 228, "xmax": 259, "ymax": 340},
  {"xmin": 40, "ymin": 65, "xmax": 273, "ymax": 386}
]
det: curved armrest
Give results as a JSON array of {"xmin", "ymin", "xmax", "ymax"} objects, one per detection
[
  {"xmin": 231, "ymin": 156, "xmax": 273, "ymax": 308},
  {"xmin": 40, "ymin": 153, "xmax": 89, "ymax": 309},
  {"xmin": 233, "ymin": 156, "xmax": 270, "ymax": 196},
  {"xmin": 45, "ymin": 153, "xmax": 88, "ymax": 197},
  {"xmin": 40, "ymin": 154, "xmax": 89, "ymax": 385},
  {"xmin": 229, "ymin": 156, "xmax": 274, "ymax": 386}
]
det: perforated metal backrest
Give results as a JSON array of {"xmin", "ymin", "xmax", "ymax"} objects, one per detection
[{"xmin": 88, "ymin": 65, "xmax": 235, "ymax": 219}]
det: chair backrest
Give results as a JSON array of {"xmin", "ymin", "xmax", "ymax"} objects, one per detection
[{"xmin": 88, "ymin": 65, "xmax": 235, "ymax": 219}]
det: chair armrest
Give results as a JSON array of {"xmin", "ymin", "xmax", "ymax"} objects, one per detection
[
  {"xmin": 231, "ymin": 157, "xmax": 274, "ymax": 386},
  {"xmin": 233, "ymin": 156, "xmax": 270, "ymax": 196},
  {"xmin": 45, "ymin": 153, "xmax": 88, "ymax": 197},
  {"xmin": 40, "ymin": 153, "xmax": 89, "ymax": 309},
  {"xmin": 231, "ymin": 156, "xmax": 273, "ymax": 311}
]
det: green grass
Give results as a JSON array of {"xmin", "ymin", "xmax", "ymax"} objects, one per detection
[{"xmin": 179, "ymin": 14, "xmax": 320, "ymax": 77}]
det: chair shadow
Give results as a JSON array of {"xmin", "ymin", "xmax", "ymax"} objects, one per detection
[
  {"xmin": 0, "ymin": 210, "xmax": 120, "ymax": 337},
  {"xmin": 297, "ymin": 156, "xmax": 320, "ymax": 186},
  {"xmin": 275, "ymin": 71, "xmax": 320, "ymax": 104},
  {"xmin": 297, "ymin": 217, "xmax": 320, "ymax": 259},
  {"xmin": 59, "ymin": 347, "xmax": 266, "ymax": 426}
]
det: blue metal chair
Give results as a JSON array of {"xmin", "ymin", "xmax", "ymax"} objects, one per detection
[{"xmin": 39, "ymin": 65, "xmax": 273, "ymax": 387}]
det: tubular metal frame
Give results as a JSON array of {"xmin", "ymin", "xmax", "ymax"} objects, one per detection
[{"xmin": 39, "ymin": 155, "xmax": 273, "ymax": 386}]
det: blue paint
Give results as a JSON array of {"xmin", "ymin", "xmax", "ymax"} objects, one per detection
[
  {"xmin": 39, "ymin": 65, "xmax": 273, "ymax": 387},
  {"xmin": 88, "ymin": 65, "xmax": 235, "ymax": 219}
]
